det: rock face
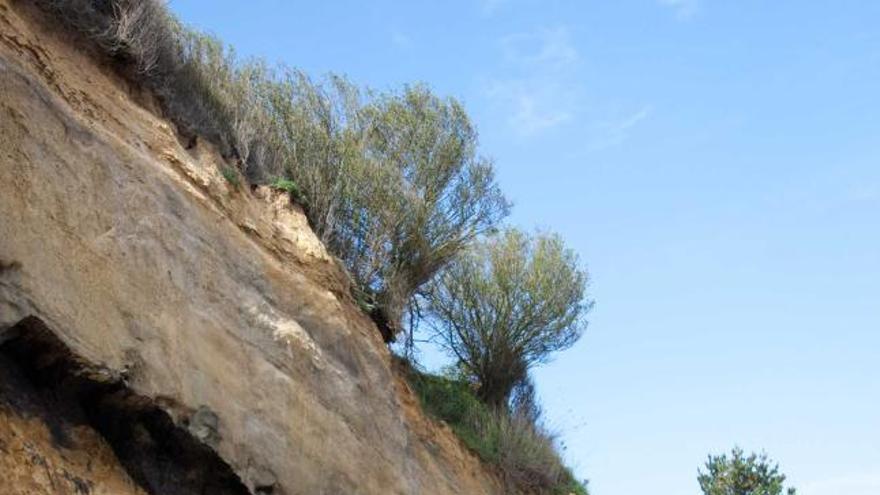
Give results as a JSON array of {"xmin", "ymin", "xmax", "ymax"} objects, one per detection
[
  {"xmin": 0, "ymin": 2, "xmax": 502, "ymax": 494},
  {"xmin": 0, "ymin": 339, "xmax": 149, "ymax": 495}
]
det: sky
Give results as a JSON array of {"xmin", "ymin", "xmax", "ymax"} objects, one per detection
[{"xmin": 169, "ymin": 1, "xmax": 880, "ymax": 494}]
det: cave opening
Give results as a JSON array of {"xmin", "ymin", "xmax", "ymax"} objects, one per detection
[{"xmin": 0, "ymin": 316, "xmax": 255, "ymax": 495}]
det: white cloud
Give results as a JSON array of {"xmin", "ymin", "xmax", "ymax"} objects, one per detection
[
  {"xmin": 800, "ymin": 473, "xmax": 880, "ymax": 495},
  {"xmin": 501, "ymin": 27, "xmax": 578, "ymax": 68},
  {"xmin": 603, "ymin": 106, "xmax": 653, "ymax": 133},
  {"xmin": 585, "ymin": 105, "xmax": 653, "ymax": 151},
  {"xmin": 486, "ymin": 79, "xmax": 573, "ymax": 135},
  {"xmin": 484, "ymin": 26, "xmax": 653, "ymax": 146},
  {"xmin": 484, "ymin": 27, "xmax": 581, "ymax": 136},
  {"xmin": 658, "ymin": 0, "xmax": 699, "ymax": 20}
]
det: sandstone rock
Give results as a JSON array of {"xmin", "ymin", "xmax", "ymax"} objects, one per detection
[
  {"xmin": 0, "ymin": 2, "xmax": 503, "ymax": 494},
  {"xmin": 188, "ymin": 406, "xmax": 221, "ymax": 448}
]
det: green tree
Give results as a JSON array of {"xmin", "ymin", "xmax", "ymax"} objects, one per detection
[
  {"xmin": 426, "ymin": 229, "xmax": 591, "ymax": 408},
  {"xmin": 698, "ymin": 448, "xmax": 796, "ymax": 495},
  {"xmin": 354, "ymin": 86, "xmax": 510, "ymax": 339},
  {"xmin": 263, "ymin": 80, "xmax": 510, "ymax": 340}
]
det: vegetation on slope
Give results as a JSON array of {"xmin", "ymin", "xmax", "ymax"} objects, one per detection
[
  {"xmin": 402, "ymin": 228, "xmax": 592, "ymax": 493},
  {"xmin": 31, "ymin": 1, "xmax": 590, "ymax": 493},
  {"xmin": 34, "ymin": 0, "xmax": 509, "ymax": 340},
  {"xmin": 400, "ymin": 359, "xmax": 588, "ymax": 495}
]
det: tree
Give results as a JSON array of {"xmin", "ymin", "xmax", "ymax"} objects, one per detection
[
  {"xmin": 426, "ymin": 229, "xmax": 591, "ymax": 408},
  {"xmin": 698, "ymin": 448, "xmax": 796, "ymax": 495},
  {"xmin": 262, "ymin": 79, "xmax": 509, "ymax": 340},
  {"xmin": 354, "ymin": 86, "xmax": 510, "ymax": 340}
]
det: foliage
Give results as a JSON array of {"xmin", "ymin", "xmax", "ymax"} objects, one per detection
[
  {"xmin": 258, "ymin": 77, "xmax": 511, "ymax": 338},
  {"xmin": 403, "ymin": 360, "xmax": 490, "ymax": 450},
  {"xmin": 221, "ymin": 167, "xmax": 240, "ymax": 188},
  {"xmin": 270, "ymin": 178, "xmax": 304, "ymax": 202},
  {"xmin": 477, "ymin": 410, "xmax": 588, "ymax": 495},
  {"xmin": 399, "ymin": 359, "xmax": 587, "ymax": 495},
  {"xmin": 35, "ymin": 0, "xmax": 509, "ymax": 339},
  {"xmin": 342, "ymin": 86, "xmax": 510, "ymax": 338},
  {"xmin": 426, "ymin": 229, "xmax": 591, "ymax": 407},
  {"xmin": 33, "ymin": 0, "xmax": 226, "ymax": 154},
  {"xmin": 32, "ymin": 0, "xmax": 174, "ymax": 74},
  {"xmin": 698, "ymin": 448, "xmax": 796, "ymax": 495}
]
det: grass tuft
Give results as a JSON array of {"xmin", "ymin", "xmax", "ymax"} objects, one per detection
[
  {"xmin": 270, "ymin": 178, "xmax": 305, "ymax": 204},
  {"xmin": 221, "ymin": 167, "xmax": 241, "ymax": 188}
]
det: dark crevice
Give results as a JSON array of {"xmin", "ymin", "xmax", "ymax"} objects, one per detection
[{"xmin": 0, "ymin": 316, "xmax": 256, "ymax": 495}]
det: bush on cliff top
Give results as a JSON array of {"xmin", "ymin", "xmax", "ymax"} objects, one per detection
[{"xmin": 34, "ymin": 0, "xmax": 509, "ymax": 341}]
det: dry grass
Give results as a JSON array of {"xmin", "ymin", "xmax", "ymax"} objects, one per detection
[
  {"xmin": 401, "ymin": 359, "xmax": 588, "ymax": 495},
  {"xmin": 477, "ymin": 411, "xmax": 587, "ymax": 495}
]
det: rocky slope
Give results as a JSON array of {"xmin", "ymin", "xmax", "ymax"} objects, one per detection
[{"xmin": 0, "ymin": 2, "xmax": 502, "ymax": 493}]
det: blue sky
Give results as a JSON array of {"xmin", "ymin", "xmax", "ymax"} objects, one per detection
[{"xmin": 170, "ymin": 1, "xmax": 880, "ymax": 493}]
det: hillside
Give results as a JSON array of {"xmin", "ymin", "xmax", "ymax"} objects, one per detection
[{"xmin": 0, "ymin": 1, "xmax": 505, "ymax": 493}]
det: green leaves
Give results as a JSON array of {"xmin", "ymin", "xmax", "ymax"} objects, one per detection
[
  {"xmin": 698, "ymin": 448, "xmax": 796, "ymax": 495},
  {"xmin": 426, "ymin": 229, "xmax": 591, "ymax": 407},
  {"xmin": 221, "ymin": 167, "xmax": 241, "ymax": 188},
  {"xmin": 401, "ymin": 359, "xmax": 588, "ymax": 495},
  {"xmin": 354, "ymin": 86, "xmax": 510, "ymax": 335},
  {"xmin": 266, "ymin": 81, "xmax": 510, "ymax": 338},
  {"xmin": 270, "ymin": 178, "xmax": 305, "ymax": 204}
]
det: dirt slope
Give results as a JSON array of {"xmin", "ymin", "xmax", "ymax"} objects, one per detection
[{"xmin": 0, "ymin": 2, "xmax": 502, "ymax": 494}]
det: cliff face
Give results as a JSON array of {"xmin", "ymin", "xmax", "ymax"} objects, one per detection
[{"xmin": 0, "ymin": 2, "xmax": 501, "ymax": 494}]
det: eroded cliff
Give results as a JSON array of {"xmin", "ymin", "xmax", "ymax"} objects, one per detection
[{"xmin": 0, "ymin": 2, "xmax": 502, "ymax": 493}]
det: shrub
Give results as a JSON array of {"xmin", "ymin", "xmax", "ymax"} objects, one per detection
[
  {"xmin": 400, "ymin": 358, "xmax": 488, "ymax": 446},
  {"xmin": 32, "ymin": 0, "xmax": 172, "ymax": 74},
  {"xmin": 399, "ymin": 359, "xmax": 588, "ymax": 495},
  {"xmin": 336, "ymin": 86, "xmax": 510, "ymax": 339},
  {"xmin": 477, "ymin": 411, "xmax": 586, "ymax": 495},
  {"xmin": 270, "ymin": 178, "xmax": 304, "ymax": 203},
  {"xmin": 221, "ymin": 167, "xmax": 240, "ymax": 188},
  {"xmin": 33, "ymin": 0, "xmax": 236, "ymax": 153}
]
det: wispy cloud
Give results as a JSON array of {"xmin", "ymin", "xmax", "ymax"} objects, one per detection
[
  {"xmin": 658, "ymin": 0, "xmax": 699, "ymax": 20},
  {"xmin": 483, "ymin": 26, "xmax": 652, "ymax": 147},
  {"xmin": 484, "ymin": 27, "xmax": 581, "ymax": 136},
  {"xmin": 586, "ymin": 105, "xmax": 653, "ymax": 151},
  {"xmin": 501, "ymin": 27, "xmax": 579, "ymax": 68},
  {"xmin": 485, "ymin": 79, "xmax": 574, "ymax": 135}
]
